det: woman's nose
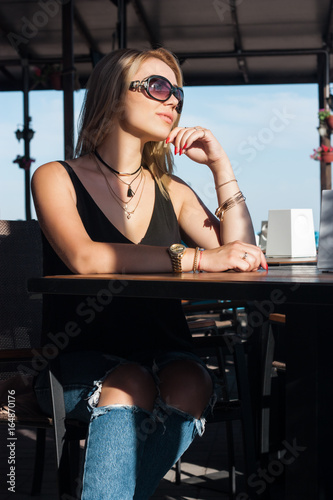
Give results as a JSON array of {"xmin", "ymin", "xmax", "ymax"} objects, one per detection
[{"xmin": 165, "ymin": 92, "xmax": 179, "ymax": 109}]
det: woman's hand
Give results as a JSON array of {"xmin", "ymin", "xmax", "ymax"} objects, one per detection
[
  {"xmin": 198, "ymin": 241, "xmax": 268, "ymax": 272},
  {"xmin": 166, "ymin": 126, "xmax": 230, "ymax": 174}
]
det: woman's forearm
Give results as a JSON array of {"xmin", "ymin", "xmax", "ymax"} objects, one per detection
[
  {"xmin": 68, "ymin": 241, "xmax": 197, "ymax": 275},
  {"xmin": 212, "ymin": 161, "xmax": 256, "ymax": 245}
]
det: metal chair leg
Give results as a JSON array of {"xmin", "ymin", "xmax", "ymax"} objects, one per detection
[
  {"xmin": 48, "ymin": 361, "xmax": 72, "ymax": 497},
  {"xmin": 175, "ymin": 457, "xmax": 182, "ymax": 484},
  {"xmin": 233, "ymin": 342, "xmax": 258, "ymax": 498},
  {"xmin": 261, "ymin": 325, "xmax": 275, "ymax": 458},
  {"xmin": 216, "ymin": 344, "xmax": 237, "ymax": 499},
  {"xmin": 30, "ymin": 427, "xmax": 46, "ymax": 496}
]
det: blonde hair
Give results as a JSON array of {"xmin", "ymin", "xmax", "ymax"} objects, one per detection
[{"xmin": 75, "ymin": 47, "xmax": 183, "ymax": 196}]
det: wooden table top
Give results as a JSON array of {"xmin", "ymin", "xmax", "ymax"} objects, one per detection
[{"xmin": 28, "ymin": 265, "xmax": 333, "ymax": 305}]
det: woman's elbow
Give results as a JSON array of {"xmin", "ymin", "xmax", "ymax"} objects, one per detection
[{"xmin": 62, "ymin": 248, "xmax": 100, "ymax": 275}]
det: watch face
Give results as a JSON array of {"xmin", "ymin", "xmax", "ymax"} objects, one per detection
[{"xmin": 170, "ymin": 243, "xmax": 186, "ymax": 255}]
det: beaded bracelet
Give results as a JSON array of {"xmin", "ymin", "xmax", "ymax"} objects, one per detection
[{"xmin": 215, "ymin": 191, "xmax": 246, "ymax": 221}]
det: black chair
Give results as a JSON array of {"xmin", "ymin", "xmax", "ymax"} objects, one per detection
[
  {"xmin": 0, "ymin": 220, "xmax": 86, "ymax": 498},
  {"xmin": 175, "ymin": 301, "xmax": 258, "ymax": 500},
  {"xmin": 0, "ymin": 219, "xmax": 48, "ymax": 495},
  {"xmin": 260, "ymin": 312, "xmax": 286, "ymax": 461}
]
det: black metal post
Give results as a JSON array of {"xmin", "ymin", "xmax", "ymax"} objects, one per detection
[
  {"xmin": 117, "ymin": 0, "xmax": 127, "ymax": 49},
  {"xmin": 318, "ymin": 51, "xmax": 332, "ymax": 193},
  {"xmin": 62, "ymin": 0, "xmax": 74, "ymax": 159},
  {"xmin": 22, "ymin": 59, "xmax": 31, "ymax": 221}
]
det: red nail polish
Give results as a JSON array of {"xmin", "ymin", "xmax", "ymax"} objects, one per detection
[
  {"xmin": 174, "ymin": 147, "xmax": 178, "ymax": 155},
  {"xmin": 183, "ymin": 143, "xmax": 187, "ymax": 149},
  {"xmin": 166, "ymin": 137, "xmax": 170, "ymax": 144},
  {"xmin": 179, "ymin": 148, "xmax": 183, "ymax": 155}
]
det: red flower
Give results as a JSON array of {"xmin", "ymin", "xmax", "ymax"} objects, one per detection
[{"xmin": 310, "ymin": 145, "xmax": 333, "ymax": 160}]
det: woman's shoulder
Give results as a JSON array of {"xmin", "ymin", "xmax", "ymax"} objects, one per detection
[
  {"xmin": 168, "ymin": 174, "xmax": 199, "ymax": 200},
  {"xmin": 32, "ymin": 157, "xmax": 84, "ymax": 182},
  {"xmin": 33, "ymin": 160, "xmax": 67, "ymax": 176},
  {"xmin": 31, "ymin": 160, "xmax": 77, "ymax": 193},
  {"xmin": 31, "ymin": 160, "xmax": 80, "ymax": 210},
  {"xmin": 168, "ymin": 174, "xmax": 199, "ymax": 215},
  {"xmin": 169, "ymin": 173, "xmax": 192, "ymax": 192}
]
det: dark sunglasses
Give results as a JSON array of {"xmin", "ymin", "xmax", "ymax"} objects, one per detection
[{"xmin": 129, "ymin": 75, "xmax": 184, "ymax": 114}]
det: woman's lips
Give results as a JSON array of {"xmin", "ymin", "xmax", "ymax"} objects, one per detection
[{"xmin": 157, "ymin": 113, "xmax": 173, "ymax": 124}]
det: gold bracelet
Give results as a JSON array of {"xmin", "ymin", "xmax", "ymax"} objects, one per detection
[
  {"xmin": 192, "ymin": 247, "xmax": 200, "ymax": 273},
  {"xmin": 215, "ymin": 191, "xmax": 246, "ymax": 221},
  {"xmin": 192, "ymin": 247, "xmax": 204, "ymax": 273},
  {"xmin": 198, "ymin": 249, "xmax": 204, "ymax": 271},
  {"xmin": 215, "ymin": 179, "xmax": 237, "ymax": 190}
]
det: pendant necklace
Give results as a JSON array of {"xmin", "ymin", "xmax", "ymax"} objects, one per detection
[
  {"xmin": 108, "ymin": 171, "xmax": 144, "ymax": 209},
  {"xmin": 94, "ymin": 157, "xmax": 146, "ymax": 219},
  {"xmin": 113, "ymin": 167, "xmax": 142, "ymax": 197},
  {"xmin": 94, "ymin": 150, "xmax": 142, "ymax": 198}
]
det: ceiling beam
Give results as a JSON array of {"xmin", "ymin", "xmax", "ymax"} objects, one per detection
[
  {"xmin": 1, "ymin": 47, "xmax": 328, "ymax": 68},
  {"xmin": 0, "ymin": 9, "xmax": 37, "ymax": 61},
  {"xmin": 132, "ymin": 0, "xmax": 161, "ymax": 48},
  {"xmin": 176, "ymin": 48, "xmax": 329, "ymax": 59},
  {"xmin": 182, "ymin": 73, "xmax": 320, "ymax": 87},
  {"xmin": 324, "ymin": 0, "xmax": 333, "ymax": 49},
  {"xmin": 229, "ymin": 0, "xmax": 249, "ymax": 83},
  {"xmin": 0, "ymin": 65, "xmax": 16, "ymax": 83},
  {"xmin": 73, "ymin": 5, "xmax": 101, "ymax": 56}
]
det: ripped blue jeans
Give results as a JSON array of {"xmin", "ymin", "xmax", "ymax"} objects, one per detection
[{"xmin": 34, "ymin": 350, "xmax": 216, "ymax": 500}]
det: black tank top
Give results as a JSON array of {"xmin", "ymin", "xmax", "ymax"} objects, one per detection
[{"xmin": 41, "ymin": 161, "xmax": 192, "ymax": 358}]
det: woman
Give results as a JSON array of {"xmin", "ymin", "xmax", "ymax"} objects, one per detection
[{"xmin": 32, "ymin": 47, "xmax": 267, "ymax": 499}]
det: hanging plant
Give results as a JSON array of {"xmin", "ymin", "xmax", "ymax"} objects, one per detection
[
  {"xmin": 318, "ymin": 108, "xmax": 333, "ymax": 129},
  {"xmin": 318, "ymin": 108, "xmax": 331, "ymax": 121},
  {"xmin": 310, "ymin": 145, "xmax": 333, "ymax": 162}
]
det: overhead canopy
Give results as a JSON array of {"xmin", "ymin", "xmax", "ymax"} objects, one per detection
[{"xmin": 0, "ymin": 0, "xmax": 332, "ymax": 91}]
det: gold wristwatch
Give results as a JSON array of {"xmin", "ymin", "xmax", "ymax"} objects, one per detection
[{"xmin": 168, "ymin": 243, "xmax": 187, "ymax": 273}]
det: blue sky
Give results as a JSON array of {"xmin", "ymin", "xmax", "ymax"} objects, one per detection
[{"xmin": 0, "ymin": 83, "xmax": 320, "ymax": 234}]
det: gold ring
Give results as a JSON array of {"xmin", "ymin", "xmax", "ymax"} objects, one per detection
[
  {"xmin": 194, "ymin": 127, "xmax": 206, "ymax": 138},
  {"xmin": 242, "ymin": 252, "xmax": 248, "ymax": 260}
]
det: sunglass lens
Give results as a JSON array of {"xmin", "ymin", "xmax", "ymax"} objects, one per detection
[
  {"xmin": 175, "ymin": 89, "xmax": 184, "ymax": 113},
  {"xmin": 175, "ymin": 89, "xmax": 183, "ymax": 102},
  {"xmin": 149, "ymin": 77, "xmax": 171, "ymax": 100},
  {"xmin": 176, "ymin": 102, "xmax": 182, "ymax": 113},
  {"xmin": 147, "ymin": 76, "xmax": 183, "ymax": 113}
]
